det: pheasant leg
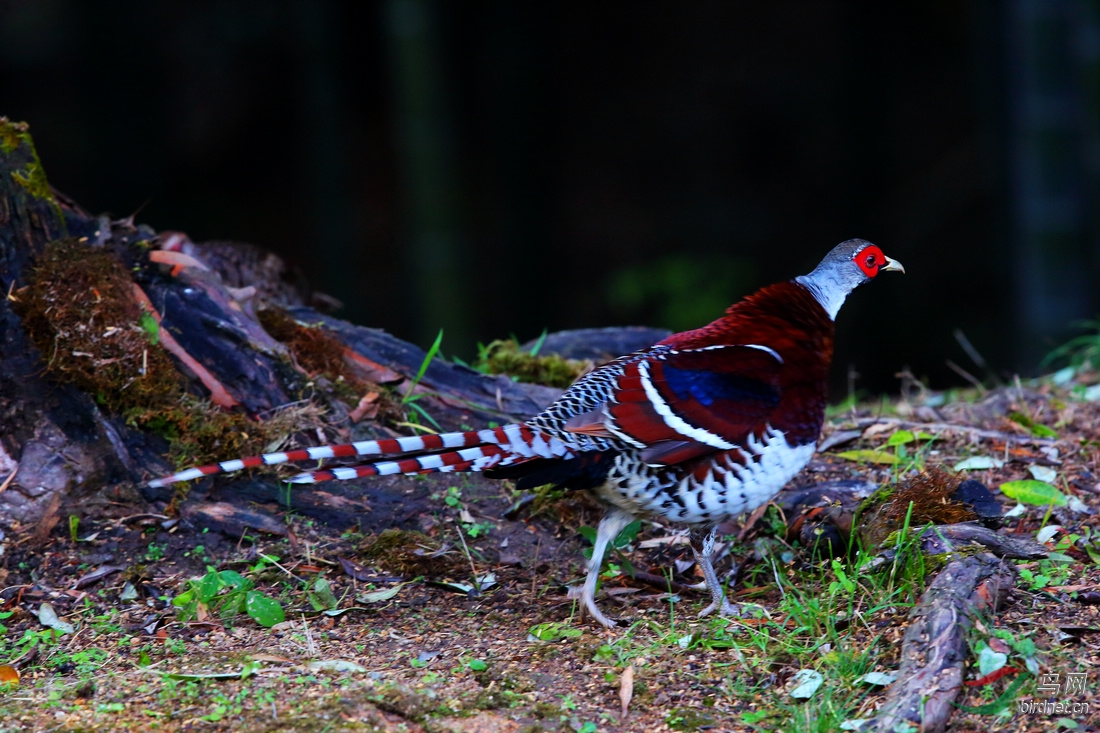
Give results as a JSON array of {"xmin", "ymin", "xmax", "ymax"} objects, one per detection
[
  {"xmin": 692, "ymin": 527, "xmax": 739, "ymax": 618},
  {"xmin": 577, "ymin": 508, "xmax": 634, "ymax": 629}
]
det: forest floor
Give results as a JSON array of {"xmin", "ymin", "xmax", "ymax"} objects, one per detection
[{"xmin": 0, "ymin": 376, "xmax": 1098, "ymax": 733}]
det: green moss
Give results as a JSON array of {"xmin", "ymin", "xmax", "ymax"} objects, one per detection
[
  {"xmin": 666, "ymin": 707, "xmax": 716, "ymax": 731},
  {"xmin": 857, "ymin": 467, "xmax": 976, "ymax": 551},
  {"xmin": 15, "ymin": 237, "xmax": 301, "ymax": 470},
  {"xmin": 16, "ymin": 237, "xmax": 184, "ymax": 413},
  {"xmin": 125, "ymin": 397, "xmax": 261, "ymax": 468},
  {"xmin": 1, "ymin": 118, "xmax": 57, "ymax": 202},
  {"xmin": 369, "ymin": 681, "xmax": 438, "ymax": 722},
  {"xmin": 474, "ymin": 339, "xmax": 590, "ymax": 388},
  {"xmin": 258, "ymin": 307, "xmax": 401, "ymax": 416},
  {"xmin": 12, "ymin": 159, "xmax": 52, "ymax": 200},
  {"xmin": 0, "ymin": 119, "xmax": 21, "ymax": 154}
]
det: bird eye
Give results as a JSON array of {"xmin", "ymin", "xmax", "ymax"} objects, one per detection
[{"xmin": 853, "ymin": 245, "xmax": 886, "ymax": 277}]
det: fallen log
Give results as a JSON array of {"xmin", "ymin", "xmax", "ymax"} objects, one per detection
[
  {"xmin": 0, "ymin": 118, "xmax": 666, "ymax": 530},
  {"xmin": 866, "ymin": 553, "xmax": 1016, "ymax": 733}
]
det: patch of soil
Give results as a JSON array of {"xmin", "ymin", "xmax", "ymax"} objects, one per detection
[{"xmin": 0, "ymin": 385, "xmax": 1098, "ymax": 732}]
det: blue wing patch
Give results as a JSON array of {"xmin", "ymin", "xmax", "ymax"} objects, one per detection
[{"xmin": 661, "ymin": 365, "xmax": 779, "ymax": 407}]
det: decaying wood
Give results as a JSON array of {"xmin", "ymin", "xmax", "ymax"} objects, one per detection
[
  {"xmin": 0, "ymin": 117, "xmax": 664, "ymax": 527},
  {"xmin": 917, "ymin": 522, "xmax": 1048, "ymax": 559},
  {"xmin": 0, "ymin": 119, "xmax": 123, "ymax": 525},
  {"xmin": 866, "ymin": 553, "xmax": 1016, "ymax": 733},
  {"xmin": 522, "ymin": 326, "xmax": 672, "ymax": 361}
]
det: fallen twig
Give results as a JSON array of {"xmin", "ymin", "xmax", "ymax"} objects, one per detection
[
  {"xmin": 866, "ymin": 553, "xmax": 1015, "ymax": 732},
  {"xmin": 855, "ymin": 418, "xmax": 1059, "ymax": 446}
]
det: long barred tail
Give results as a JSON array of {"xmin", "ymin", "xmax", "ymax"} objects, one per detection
[
  {"xmin": 144, "ymin": 424, "xmax": 575, "ymax": 488},
  {"xmin": 287, "ymin": 444, "xmax": 511, "ymax": 484}
]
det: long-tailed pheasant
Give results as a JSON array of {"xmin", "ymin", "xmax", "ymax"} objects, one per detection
[{"xmin": 147, "ymin": 239, "xmax": 903, "ymax": 628}]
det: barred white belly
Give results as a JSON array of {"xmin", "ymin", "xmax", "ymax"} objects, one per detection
[{"xmin": 597, "ymin": 425, "xmax": 815, "ymax": 524}]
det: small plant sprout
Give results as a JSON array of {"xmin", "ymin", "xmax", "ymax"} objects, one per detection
[{"xmin": 400, "ymin": 329, "xmax": 444, "ymax": 429}]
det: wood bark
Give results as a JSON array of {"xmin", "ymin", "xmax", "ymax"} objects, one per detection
[
  {"xmin": 0, "ymin": 118, "xmax": 665, "ymax": 529},
  {"xmin": 866, "ymin": 554, "xmax": 1016, "ymax": 733}
]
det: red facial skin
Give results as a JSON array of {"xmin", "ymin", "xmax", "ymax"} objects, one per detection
[{"xmin": 855, "ymin": 245, "xmax": 888, "ymax": 277}]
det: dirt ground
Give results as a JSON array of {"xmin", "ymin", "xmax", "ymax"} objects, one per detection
[{"xmin": 1, "ymin": 383, "xmax": 1099, "ymax": 732}]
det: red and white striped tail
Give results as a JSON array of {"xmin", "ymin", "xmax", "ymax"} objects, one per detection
[
  {"xmin": 286, "ymin": 443, "xmax": 519, "ymax": 484},
  {"xmin": 144, "ymin": 424, "xmax": 575, "ymax": 488}
]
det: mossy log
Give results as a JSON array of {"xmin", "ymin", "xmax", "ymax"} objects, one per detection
[
  {"xmin": 0, "ymin": 118, "xmax": 663, "ymax": 531},
  {"xmin": 0, "ymin": 119, "xmax": 125, "ymax": 526}
]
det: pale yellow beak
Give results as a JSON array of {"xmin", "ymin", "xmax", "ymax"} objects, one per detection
[{"xmin": 880, "ymin": 256, "xmax": 905, "ymax": 274}]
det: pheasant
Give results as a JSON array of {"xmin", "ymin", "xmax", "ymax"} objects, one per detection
[{"xmin": 147, "ymin": 239, "xmax": 903, "ymax": 628}]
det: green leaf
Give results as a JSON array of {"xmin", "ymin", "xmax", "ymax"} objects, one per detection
[
  {"xmin": 835, "ymin": 449, "xmax": 899, "ymax": 465},
  {"xmin": 578, "ymin": 526, "xmax": 597, "ymax": 544},
  {"xmin": 217, "ymin": 570, "xmax": 248, "ymax": 591},
  {"xmin": 467, "ymin": 659, "xmax": 488, "ymax": 671},
  {"xmin": 308, "ymin": 577, "xmax": 338, "ymax": 611},
  {"xmin": 171, "ymin": 590, "xmax": 194, "ymax": 607},
  {"xmin": 978, "ymin": 647, "xmax": 1007, "ymax": 676},
  {"xmin": 527, "ymin": 329, "xmax": 549, "ymax": 357},
  {"xmin": 885, "ymin": 430, "xmax": 915, "ymax": 447},
  {"xmin": 139, "ymin": 310, "xmax": 160, "ymax": 345},
  {"xmin": 614, "ymin": 520, "xmax": 642, "ymax": 548},
  {"xmin": 403, "ymin": 329, "xmax": 443, "ymax": 403},
  {"xmin": 1031, "ymin": 423, "xmax": 1058, "ymax": 438},
  {"xmin": 741, "ymin": 711, "xmax": 771, "ymax": 724},
  {"xmin": 831, "ymin": 559, "xmax": 855, "ymax": 593},
  {"xmin": 527, "ymin": 622, "xmax": 582, "ymax": 642},
  {"xmin": 999, "ymin": 480, "xmax": 1067, "ymax": 507},
  {"xmin": 357, "ymin": 583, "xmax": 405, "ymax": 604},
  {"xmin": 244, "ymin": 591, "xmax": 285, "ymax": 627},
  {"xmin": 1008, "ymin": 411, "xmax": 1058, "ymax": 438},
  {"xmin": 199, "ymin": 572, "xmax": 222, "ymax": 603}
]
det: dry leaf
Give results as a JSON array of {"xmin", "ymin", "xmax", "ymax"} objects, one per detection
[
  {"xmin": 306, "ymin": 659, "xmax": 367, "ymax": 674},
  {"xmin": 620, "ymin": 664, "xmax": 634, "ymax": 719},
  {"xmin": 37, "ymin": 602, "xmax": 74, "ymax": 635},
  {"xmin": 0, "ymin": 665, "xmax": 19, "ymax": 687},
  {"xmin": 32, "ymin": 493, "xmax": 62, "ymax": 546},
  {"xmin": 638, "ymin": 535, "xmax": 690, "ymax": 549},
  {"xmin": 349, "ymin": 391, "xmax": 380, "ymax": 423},
  {"xmin": 861, "ymin": 422, "xmax": 898, "ymax": 439}
]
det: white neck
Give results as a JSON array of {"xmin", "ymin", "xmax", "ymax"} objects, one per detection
[{"xmin": 794, "ymin": 274, "xmax": 847, "ymax": 320}]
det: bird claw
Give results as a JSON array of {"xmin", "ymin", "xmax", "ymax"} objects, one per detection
[
  {"xmin": 698, "ymin": 599, "xmax": 740, "ymax": 619},
  {"xmin": 698, "ymin": 600, "xmax": 766, "ymax": 620},
  {"xmin": 567, "ymin": 584, "xmax": 620, "ymax": 629}
]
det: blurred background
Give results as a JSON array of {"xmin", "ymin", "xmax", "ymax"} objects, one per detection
[{"xmin": 1, "ymin": 0, "xmax": 1098, "ymax": 396}]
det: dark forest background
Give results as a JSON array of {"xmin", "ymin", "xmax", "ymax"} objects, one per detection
[{"xmin": 2, "ymin": 0, "xmax": 1098, "ymax": 396}]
